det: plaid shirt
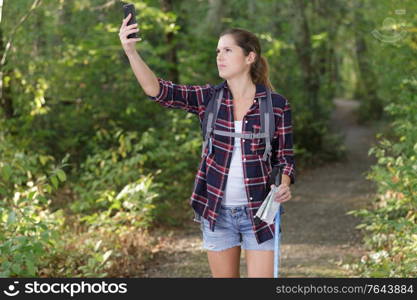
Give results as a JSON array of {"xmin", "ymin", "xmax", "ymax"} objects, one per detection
[{"xmin": 147, "ymin": 77, "xmax": 295, "ymax": 244}]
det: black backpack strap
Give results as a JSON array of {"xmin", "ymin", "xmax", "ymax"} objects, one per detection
[
  {"xmin": 201, "ymin": 84, "xmax": 223, "ymax": 158},
  {"xmin": 262, "ymin": 88, "xmax": 287, "ymax": 190},
  {"xmin": 259, "ymin": 87, "xmax": 275, "ymax": 163},
  {"xmin": 268, "ymin": 163, "xmax": 285, "ymax": 186}
]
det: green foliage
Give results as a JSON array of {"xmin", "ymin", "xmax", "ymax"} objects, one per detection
[
  {"xmin": 0, "ymin": 130, "xmax": 66, "ymax": 277},
  {"xmin": 68, "ymin": 115, "xmax": 198, "ymax": 226},
  {"xmin": 36, "ymin": 215, "xmax": 157, "ymax": 277},
  {"xmin": 348, "ymin": 78, "xmax": 417, "ymax": 277},
  {"xmin": 75, "ymin": 242, "xmax": 113, "ymax": 278},
  {"xmin": 71, "ymin": 127, "xmax": 162, "ymax": 226},
  {"xmin": 132, "ymin": 110, "xmax": 203, "ymax": 226},
  {"xmin": 0, "ymin": 126, "xmax": 158, "ymax": 278},
  {"xmin": 70, "ymin": 127, "xmax": 151, "ymax": 213}
]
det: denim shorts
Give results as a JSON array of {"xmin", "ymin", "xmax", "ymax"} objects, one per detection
[{"xmin": 199, "ymin": 204, "xmax": 275, "ymax": 251}]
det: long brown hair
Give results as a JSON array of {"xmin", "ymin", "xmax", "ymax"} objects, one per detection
[{"xmin": 219, "ymin": 28, "xmax": 275, "ymax": 91}]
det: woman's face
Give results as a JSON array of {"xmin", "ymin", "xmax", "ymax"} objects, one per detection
[{"xmin": 216, "ymin": 34, "xmax": 256, "ymax": 80}]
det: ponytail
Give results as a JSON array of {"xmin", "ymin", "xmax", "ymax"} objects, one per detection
[{"xmin": 251, "ymin": 55, "xmax": 275, "ymax": 91}]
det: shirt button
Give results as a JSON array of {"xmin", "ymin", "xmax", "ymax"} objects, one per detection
[
  {"xmin": 242, "ymin": 139, "xmax": 245, "ymax": 142},
  {"xmin": 250, "ymin": 197, "xmax": 253, "ymax": 200},
  {"xmin": 243, "ymin": 158, "xmax": 246, "ymax": 161},
  {"xmin": 245, "ymin": 120, "xmax": 248, "ymax": 124},
  {"xmin": 246, "ymin": 178, "xmax": 249, "ymax": 182}
]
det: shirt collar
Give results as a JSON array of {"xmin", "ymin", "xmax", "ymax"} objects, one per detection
[{"xmin": 221, "ymin": 80, "xmax": 267, "ymax": 99}]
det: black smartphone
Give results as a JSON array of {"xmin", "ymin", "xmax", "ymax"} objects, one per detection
[{"xmin": 123, "ymin": 3, "xmax": 138, "ymax": 39}]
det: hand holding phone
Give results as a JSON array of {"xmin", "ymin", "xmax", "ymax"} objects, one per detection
[
  {"xmin": 119, "ymin": 3, "xmax": 141, "ymax": 54},
  {"xmin": 123, "ymin": 3, "xmax": 138, "ymax": 39}
]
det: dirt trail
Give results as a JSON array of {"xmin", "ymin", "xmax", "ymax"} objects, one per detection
[{"xmin": 142, "ymin": 98, "xmax": 379, "ymax": 278}]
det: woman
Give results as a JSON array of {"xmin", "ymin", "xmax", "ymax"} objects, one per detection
[{"xmin": 119, "ymin": 13, "xmax": 295, "ymax": 278}]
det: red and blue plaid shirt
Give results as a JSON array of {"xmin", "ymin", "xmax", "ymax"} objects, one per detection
[{"xmin": 147, "ymin": 77, "xmax": 295, "ymax": 244}]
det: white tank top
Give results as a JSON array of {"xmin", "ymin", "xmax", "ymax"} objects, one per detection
[{"xmin": 223, "ymin": 120, "xmax": 248, "ymax": 206}]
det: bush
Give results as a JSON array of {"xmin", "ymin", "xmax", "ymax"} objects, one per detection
[
  {"xmin": 71, "ymin": 112, "xmax": 202, "ymax": 227},
  {"xmin": 69, "ymin": 125, "xmax": 163, "ymax": 226},
  {"xmin": 0, "ymin": 127, "xmax": 160, "ymax": 277},
  {"xmin": 347, "ymin": 79, "xmax": 417, "ymax": 277},
  {"xmin": 0, "ymin": 130, "xmax": 67, "ymax": 277}
]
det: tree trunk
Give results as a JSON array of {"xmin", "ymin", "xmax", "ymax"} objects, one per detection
[
  {"xmin": 353, "ymin": 5, "xmax": 383, "ymax": 120},
  {"xmin": 0, "ymin": 22, "xmax": 14, "ymax": 118},
  {"xmin": 292, "ymin": 0, "xmax": 320, "ymax": 115},
  {"xmin": 205, "ymin": 0, "xmax": 226, "ymax": 35},
  {"xmin": 160, "ymin": 0, "xmax": 179, "ymax": 82}
]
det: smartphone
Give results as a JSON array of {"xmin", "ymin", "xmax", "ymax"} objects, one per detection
[{"xmin": 123, "ymin": 3, "xmax": 138, "ymax": 39}]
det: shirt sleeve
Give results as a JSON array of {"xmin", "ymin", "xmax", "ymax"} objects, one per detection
[
  {"xmin": 147, "ymin": 77, "xmax": 213, "ymax": 115},
  {"xmin": 271, "ymin": 97, "xmax": 296, "ymax": 185}
]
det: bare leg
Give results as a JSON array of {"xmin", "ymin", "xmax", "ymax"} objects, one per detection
[
  {"xmin": 245, "ymin": 250, "xmax": 274, "ymax": 278},
  {"xmin": 206, "ymin": 246, "xmax": 241, "ymax": 278}
]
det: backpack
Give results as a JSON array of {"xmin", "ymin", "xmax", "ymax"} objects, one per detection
[{"xmin": 200, "ymin": 82, "xmax": 275, "ymax": 167}]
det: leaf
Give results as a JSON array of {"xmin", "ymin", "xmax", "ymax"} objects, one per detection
[
  {"xmin": 102, "ymin": 250, "xmax": 112, "ymax": 264},
  {"xmin": 44, "ymin": 184, "xmax": 52, "ymax": 194},
  {"xmin": 39, "ymin": 155, "xmax": 49, "ymax": 166},
  {"xmin": 62, "ymin": 153, "xmax": 71, "ymax": 164},
  {"xmin": 28, "ymin": 191, "xmax": 36, "ymax": 200},
  {"xmin": 56, "ymin": 169, "xmax": 67, "ymax": 182},
  {"xmin": 7, "ymin": 211, "xmax": 16, "ymax": 225},
  {"xmin": 50, "ymin": 175, "xmax": 59, "ymax": 189},
  {"xmin": 94, "ymin": 240, "xmax": 102, "ymax": 252},
  {"xmin": 1, "ymin": 165, "xmax": 12, "ymax": 181}
]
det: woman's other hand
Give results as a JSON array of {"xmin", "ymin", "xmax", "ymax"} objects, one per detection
[{"xmin": 270, "ymin": 184, "xmax": 291, "ymax": 203}]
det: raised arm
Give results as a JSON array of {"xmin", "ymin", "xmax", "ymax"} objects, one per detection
[
  {"xmin": 126, "ymin": 50, "xmax": 161, "ymax": 98},
  {"xmin": 119, "ymin": 14, "xmax": 213, "ymax": 116},
  {"xmin": 145, "ymin": 77, "xmax": 213, "ymax": 115}
]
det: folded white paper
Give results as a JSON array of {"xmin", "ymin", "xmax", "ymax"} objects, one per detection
[{"xmin": 254, "ymin": 185, "xmax": 281, "ymax": 225}]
